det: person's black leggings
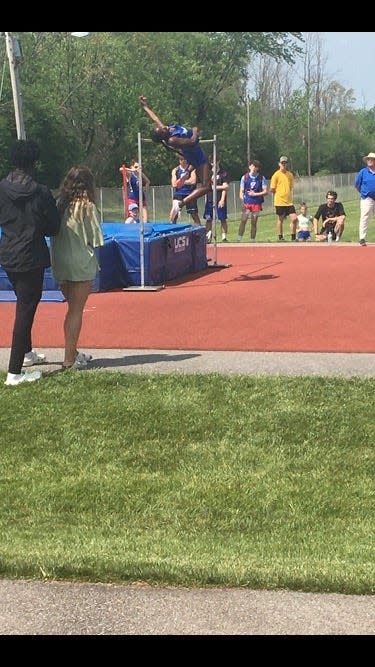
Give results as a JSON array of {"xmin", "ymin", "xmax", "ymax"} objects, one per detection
[{"xmin": 6, "ymin": 268, "xmax": 44, "ymax": 374}]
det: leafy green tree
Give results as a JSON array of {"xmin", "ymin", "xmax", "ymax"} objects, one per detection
[
  {"xmin": 20, "ymin": 32, "xmax": 375, "ymax": 188},
  {"xmin": 2, "ymin": 32, "xmax": 303, "ymax": 186}
]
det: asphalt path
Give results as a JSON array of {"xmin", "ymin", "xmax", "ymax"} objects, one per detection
[
  {"xmin": 1, "ymin": 348, "xmax": 375, "ymax": 377},
  {"xmin": 0, "ymin": 579, "xmax": 374, "ymax": 635}
]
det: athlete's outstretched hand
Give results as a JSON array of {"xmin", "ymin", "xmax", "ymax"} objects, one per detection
[{"xmin": 139, "ymin": 96, "xmax": 148, "ymax": 107}]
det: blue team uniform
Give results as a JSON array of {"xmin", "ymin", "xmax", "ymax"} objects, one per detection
[
  {"xmin": 173, "ymin": 164, "xmax": 198, "ymax": 215},
  {"xmin": 204, "ymin": 168, "xmax": 229, "ymax": 222},
  {"xmin": 168, "ymin": 125, "xmax": 207, "ymax": 168},
  {"xmin": 128, "ymin": 172, "xmax": 146, "ymax": 204},
  {"xmin": 173, "ymin": 165, "xmax": 195, "ymax": 198},
  {"xmin": 241, "ymin": 173, "xmax": 267, "ymax": 205}
]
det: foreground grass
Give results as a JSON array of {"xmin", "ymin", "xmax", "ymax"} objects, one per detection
[{"xmin": 0, "ymin": 371, "xmax": 373, "ymax": 594}]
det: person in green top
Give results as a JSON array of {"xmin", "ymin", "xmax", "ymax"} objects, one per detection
[{"xmin": 51, "ymin": 166, "xmax": 104, "ymax": 370}]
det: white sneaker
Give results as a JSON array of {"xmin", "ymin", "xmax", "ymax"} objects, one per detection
[
  {"xmin": 5, "ymin": 370, "xmax": 42, "ymax": 386},
  {"xmin": 23, "ymin": 350, "xmax": 46, "ymax": 367},
  {"xmin": 75, "ymin": 352, "xmax": 93, "ymax": 363},
  {"xmin": 72, "ymin": 357, "xmax": 88, "ymax": 369},
  {"xmin": 335, "ymin": 235, "xmax": 340, "ymax": 242},
  {"xmin": 170, "ymin": 201, "xmax": 181, "ymax": 223},
  {"xmin": 62, "ymin": 352, "xmax": 89, "ymax": 371}
]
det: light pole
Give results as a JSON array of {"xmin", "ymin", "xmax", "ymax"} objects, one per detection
[
  {"xmin": 246, "ymin": 96, "xmax": 251, "ymax": 162},
  {"xmin": 5, "ymin": 32, "xmax": 26, "ymax": 140},
  {"xmin": 4, "ymin": 32, "xmax": 90, "ymax": 141},
  {"xmin": 306, "ymin": 81, "xmax": 317, "ymax": 178},
  {"xmin": 307, "ymin": 104, "xmax": 311, "ymax": 177}
]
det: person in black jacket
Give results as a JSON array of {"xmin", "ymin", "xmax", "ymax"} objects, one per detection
[{"xmin": 0, "ymin": 139, "xmax": 61, "ymax": 386}]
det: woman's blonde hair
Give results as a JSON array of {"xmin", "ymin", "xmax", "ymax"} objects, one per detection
[{"xmin": 58, "ymin": 166, "xmax": 97, "ymax": 221}]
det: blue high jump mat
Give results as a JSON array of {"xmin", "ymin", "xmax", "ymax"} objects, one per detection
[
  {"xmin": 0, "ymin": 222, "xmax": 207, "ymax": 298},
  {"xmin": 94, "ymin": 221, "xmax": 207, "ymax": 288},
  {"xmin": 0, "ymin": 264, "xmax": 64, "ymax": 302},
  {"xmin": 0, "ymin": 290, "xmax": 65, "ymax": 302}
]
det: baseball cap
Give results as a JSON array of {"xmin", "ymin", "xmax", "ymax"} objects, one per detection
[
  {"xmin": 128, "ymin": 203, "xmax": 139, "ymax": 211},
  {"xmin": 279, "ymin": 156, "xmax": 288, "ymax": 163}
]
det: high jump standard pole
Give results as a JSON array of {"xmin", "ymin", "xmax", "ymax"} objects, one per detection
[
  {"xmin": 122, "ymin": 132, "xmax": 164, "ymax": 291},
  {"xmin": 201, "ymin": 134, "xmax": 231, "ymax": 269}
]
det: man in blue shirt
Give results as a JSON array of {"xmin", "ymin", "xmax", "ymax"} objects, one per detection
[{"xmin": 355, "ymin": 152, "xmax": 375, "ymax": 246}]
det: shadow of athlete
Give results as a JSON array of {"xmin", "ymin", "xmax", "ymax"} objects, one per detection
[{"xmin": 139, "ymin": 95, "xmax": 212, "ymax": 222}]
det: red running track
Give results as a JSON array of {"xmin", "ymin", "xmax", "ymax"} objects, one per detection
[{"xmin": 0, "ymin": 246, "xmax": 374, "ymax": 354}]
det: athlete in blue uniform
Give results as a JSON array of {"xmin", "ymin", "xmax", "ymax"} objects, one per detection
[
  {"xmin": 170, "ymin": 156, "xmax": 201, "ymax": 226},
  {"xmin": 139, "ymin": 95, "xmax": 211, "ymax": 222}
]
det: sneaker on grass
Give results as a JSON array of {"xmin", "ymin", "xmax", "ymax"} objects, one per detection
[{"xmin": 5, "ymin": 370, "xmax": 42, "ymax": 386}]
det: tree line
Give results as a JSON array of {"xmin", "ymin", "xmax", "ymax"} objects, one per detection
[{"xmin": 0, "ymin": 32, "xmax": 374, "ymax": 188}]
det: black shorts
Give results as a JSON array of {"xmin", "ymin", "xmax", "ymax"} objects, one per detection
[
  {"xmin": 174, "ymin": 195, "xmax": 198, "ymax": 215},
  {"xmin": 275, "ymin": 205, "xmax": 296, "ymax": 217}
]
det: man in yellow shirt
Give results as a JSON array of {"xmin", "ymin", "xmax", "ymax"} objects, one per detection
[{"xmin": 270, "ymin": 156, "xmax": 298, "ymax": 242}]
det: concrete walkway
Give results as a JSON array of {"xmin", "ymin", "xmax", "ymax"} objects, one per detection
[
  {"xmin": 1, "ymin": 347, "xmax": 375, "ymax": 377},
  {"xmin": 0, "ymin": 579, "xmax": 374, "ymax": 635}
]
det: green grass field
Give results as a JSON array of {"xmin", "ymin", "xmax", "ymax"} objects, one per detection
[{"xmin": 0, "ymin": 371, "xmax": 373, "ymax": 594}]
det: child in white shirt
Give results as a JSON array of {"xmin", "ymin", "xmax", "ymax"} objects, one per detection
[{"xmin": 296, "ymin": 202, "xmax": 313, "ymax": 241}]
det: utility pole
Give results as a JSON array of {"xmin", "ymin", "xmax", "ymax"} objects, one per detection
[
  {"xmin": 5, "ymin": 32, "xmax": 26, "ymax": 140},
  {"xmin": 306, "ymin": 81, "xmax": 317, "ymax": 178},
  {"xmin": 3, "ymin": 32, "xmax": 90, "ymax": 141},
  {"xmin": 246, "ymin": 97, "xmax": 251, "ymax": 163},
  {"xmin": 307, "ymin": 104, "xmax": 311, "ymax": 177}
]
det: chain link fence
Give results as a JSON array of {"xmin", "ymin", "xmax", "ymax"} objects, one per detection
[{"xmin": 99, "ymin": 173, "xmax": 358, "ymax": 223}]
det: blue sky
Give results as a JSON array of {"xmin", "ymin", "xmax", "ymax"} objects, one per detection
[{"xmin": 317, "ymin": 32, "xmax": 375, "ymax": 109}]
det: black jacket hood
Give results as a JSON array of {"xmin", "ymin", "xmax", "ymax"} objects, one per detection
[{"xmin": 1, "ymin": 171, "xmax": 38, "ymax": 202}]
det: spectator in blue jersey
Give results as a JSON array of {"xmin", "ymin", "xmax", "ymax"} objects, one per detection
[
  {"xmin": 170, "ymin": 156, "xmax": 201, "ymax": 226},
  {"xmin": 204, "ymin": 157, "xmax": 229, "ymax": 243},
  {"xmin": 119, "ymin": 159, "xmax": 150, "ymax": 222},
  {"xmin": 139, "ymin": 95, "xmax": 211, "ymax": 222},
  {"xmin": 354, "ymin": 152, "xmax": 375, "ymax": 246},
  {"xmin": 237, "ymin": 160, "xmax": 268, "ymax": 242}
]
